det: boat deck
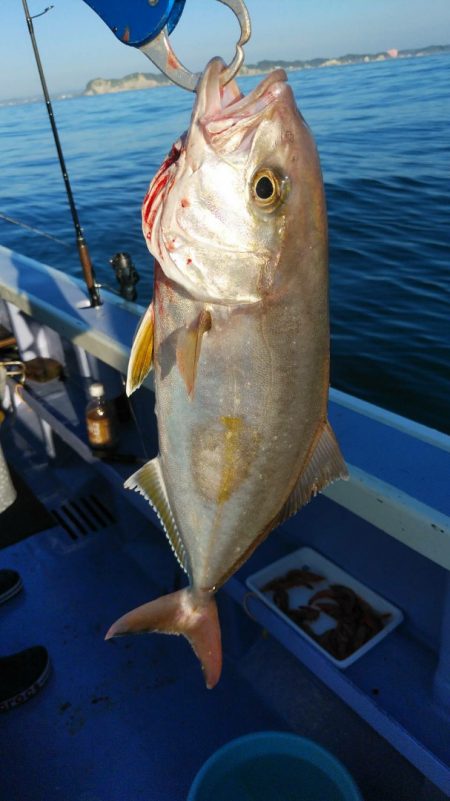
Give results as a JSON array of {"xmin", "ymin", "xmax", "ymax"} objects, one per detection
[
  {"xmin": 0, "ymin": 434, "xmax": 446, "ymax": 801},
  {"xmin": 1, "ymin": 247, "xmax": 449, "ymax": 799}
]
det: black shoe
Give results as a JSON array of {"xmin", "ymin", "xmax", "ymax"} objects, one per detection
[
  {"xmin": 0, "ymin": 646, "xmax": 51, "ymax": 712},
  {"xmin": 0, "ymin": 569, "xmax": 23, "ymax": 605}
]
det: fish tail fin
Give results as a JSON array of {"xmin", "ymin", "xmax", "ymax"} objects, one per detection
[{"xmin": 105, "ymin": 588, "xmax": 222, "ymax": 689}]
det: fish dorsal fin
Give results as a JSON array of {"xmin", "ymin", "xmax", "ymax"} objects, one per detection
[
  {"xmin": 274, "ymin": 420, "xmax": 349, "ymax": 527},
  {"xmin": 126, "ymin": 301, "xmax": 154, "ymax": 396},
  {"xmin": 124, "ymin": 457, "xmax": 188, "ymax": 573},
  {"xmin": 176, "ymin": 309, "xmax": 212, "ymax": 398}
]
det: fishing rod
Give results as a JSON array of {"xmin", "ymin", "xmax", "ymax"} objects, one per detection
[{"xmin": 21, "ymin": 0, "xmax": 101, "ymax": 307}]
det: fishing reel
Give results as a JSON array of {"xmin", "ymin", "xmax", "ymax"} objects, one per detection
[{"xmin": 109, "ymin": 252, "xmax": 140, "ymax": 302}]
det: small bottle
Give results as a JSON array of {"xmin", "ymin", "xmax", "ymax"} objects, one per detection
[{"xmin": 86, "ymin": 382, "xmax": 118, "ymax": 456}]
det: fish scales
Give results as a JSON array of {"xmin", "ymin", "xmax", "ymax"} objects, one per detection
[
  {"xmin": 154, "ymin": 269, "xmax": 328, "ymax": 589},
  {"xmin": 106, "ymin": 58, "xmax": 348, "ymax": 688}
]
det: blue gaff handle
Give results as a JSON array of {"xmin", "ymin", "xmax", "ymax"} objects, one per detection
[{"xmin": 81, "ymin": 0, "xmax": 187, "ymax": 47}]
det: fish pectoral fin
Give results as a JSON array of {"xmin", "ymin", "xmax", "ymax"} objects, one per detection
[
  {"xmin": 125, "ymin": 457, "xmax": 188, "ymax": 573},
  {"xmin": 176, "ymin": 309, "xmax": 212, "ymax": 398},
  {"xmin": 126, "ymin": 301, "xmax": 154, "ymax": 396},
  {"xmin": 275, "ymin": 420, "xmax": 349, "ymax": 526},
  {"xmin": 105, "ymin": 589, "xmax": 222, "ymax": 689}
]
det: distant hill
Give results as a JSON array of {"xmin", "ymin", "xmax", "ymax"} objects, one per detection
[
  {"xmin": 84, "ymin": 71, "xmax": 169, "ymax": 95},
  {"xmin": 83, "ymin": 44, "xmax": 450, "ymax": 96},
  {"xmin": 1, "ymin": 44, "xmax": 448, "ymax": 107}
]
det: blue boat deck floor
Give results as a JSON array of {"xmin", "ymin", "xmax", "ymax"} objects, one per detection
[{"xmin": 0, "ymin": 513, "xmax": 446, "ymax": 801}]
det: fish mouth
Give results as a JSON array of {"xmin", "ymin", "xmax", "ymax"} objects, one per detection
[{"xmin": 191, "ymin": 58, "xmax": 289, "ymax": 151}]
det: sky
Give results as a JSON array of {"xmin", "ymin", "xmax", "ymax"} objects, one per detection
[{"xmin": 0, "ymin": 0, "xmax": 449, "ymax": 101}]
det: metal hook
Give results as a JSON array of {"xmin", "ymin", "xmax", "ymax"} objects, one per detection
[{"xmin": 140, "ymin": 0, "xmax": 251, "ymax": 91}]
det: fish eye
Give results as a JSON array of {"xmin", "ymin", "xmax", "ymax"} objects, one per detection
[
  {"xmin": 251, "ymin": 168, "xmax": 286, "ymax": 210},
  {"xmin": 255, "ymin": 175, "xmax": 274, "ymax": 200}
]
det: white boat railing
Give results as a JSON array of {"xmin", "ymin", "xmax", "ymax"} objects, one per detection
[{"xmin": 0, "ymin": 245, "xmax": 150, "ymax": 386}]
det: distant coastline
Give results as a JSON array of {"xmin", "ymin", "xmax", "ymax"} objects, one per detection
[
  {"xmin": 1, "ymin": 44, "xmax": 449, "ymax": 106},
  {"xmin": 82, "ymin": 43, "xmax": 450, "ymax": 96}
]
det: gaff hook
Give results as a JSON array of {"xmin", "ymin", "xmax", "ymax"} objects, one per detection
[{"xmin": 140, "ymin": 0, "xmax": 251, "ymax": 91}]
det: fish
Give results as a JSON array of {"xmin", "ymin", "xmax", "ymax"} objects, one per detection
[{"xmin": 105, "ymin": 58, "xmax": 348, "ymax": 688}]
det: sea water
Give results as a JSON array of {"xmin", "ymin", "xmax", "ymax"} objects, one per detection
[{"xmin": 0, "ymin": 54, "xmax": 448, "ymax": 433}]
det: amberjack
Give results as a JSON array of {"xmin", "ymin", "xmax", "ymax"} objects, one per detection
[{"xmin": 106, "ymin": 59, "xmax": 348, "ymax": 688}]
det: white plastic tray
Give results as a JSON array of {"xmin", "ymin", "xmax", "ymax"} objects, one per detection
[{"xmin": 246, "ymin": 547, "xmax": 403, "ymax": 668}]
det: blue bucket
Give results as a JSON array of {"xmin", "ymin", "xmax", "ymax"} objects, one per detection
[{"xmin": 187, "ymin": 731, "xmax": 363, "ymax": 801}]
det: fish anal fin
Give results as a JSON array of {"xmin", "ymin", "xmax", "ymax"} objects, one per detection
[
  {"xmin": 275, "ymin": 420, "xmax": 349, "ymax": 526},
  {"xmin": 126, "ymin": 301, "xmax": 154, "ymax": 396},
  {"xmin": 124, "ymin": 457, "xmax": 188, "ymax": 572},
  {"xmin": 105, "ymin": 589, "xmax": 222, "ymax": 689},
  {"xmin": 176, "ymin": 309, "xmax": 212, "ymax": 398}
]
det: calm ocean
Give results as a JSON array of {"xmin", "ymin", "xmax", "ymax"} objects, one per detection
[{"xmin": 0, "ymin": 54, "xmax": 449, "ymax": 433}]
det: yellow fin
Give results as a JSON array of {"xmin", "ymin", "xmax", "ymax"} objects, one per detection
[
  {"xmin": 275, "ymin": 420, "xmax": 349, "ymax": 526},
  {"xmin": 124, "ymin": 457, "xmax": 188, "ymax": 573},
  {"xmin": 126, "ymin": 302, "xmax": 154, "ymax": 396},
  {"xmin": 176, "ymin": 309, "xmax": 212, "ymax": 398}
]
